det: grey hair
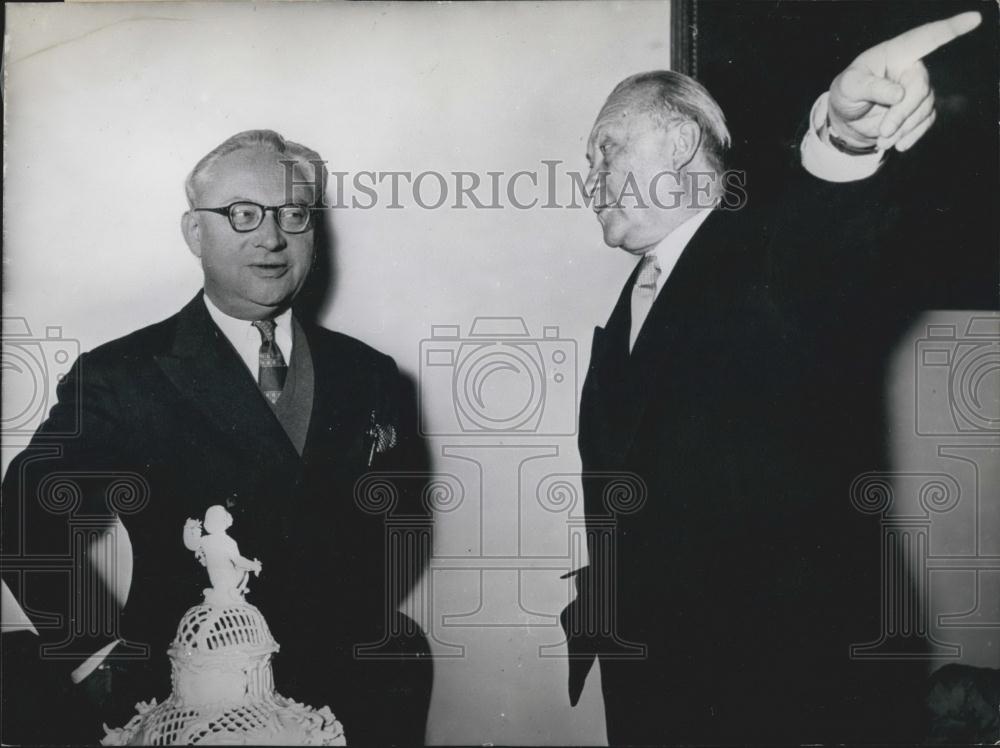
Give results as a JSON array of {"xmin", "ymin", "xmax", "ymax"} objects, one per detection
[
  {"xmin": 184, "ymin": 129, "xmax": 328, "ymax": 208},
  {"xmin": 610, "ymin": 71, "xmax": 731, "ymax": 171}
]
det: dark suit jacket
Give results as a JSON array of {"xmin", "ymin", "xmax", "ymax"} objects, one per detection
[
  {"xmin": 1, "ymin": 292, "xmax": 430, "ymax": 745},
  {"xmin": 563, "ymin": 161, "xmax": 932, "ymax": 744}
]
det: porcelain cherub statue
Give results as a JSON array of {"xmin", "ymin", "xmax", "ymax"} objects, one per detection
[{"xmin": 183, "ymin": 505, "xmax": 262, "ymax": 606}]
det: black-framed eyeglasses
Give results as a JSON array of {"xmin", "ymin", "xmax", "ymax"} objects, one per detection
[{"xmin": 193, "ymin": 201, "xmax": 315, "ymax": 234}]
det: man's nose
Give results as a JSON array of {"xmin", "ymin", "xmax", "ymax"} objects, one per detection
[
  {"xmin": 584, "ymin": 167, "xmax": 607, "ymax": 203},
  {"xmin": 584, "ymin": 166, "xmax": 599, "ymax": 198},
  {"xmin": 254, "ymin": 210, "xmax": 288, "ymax": 251}
]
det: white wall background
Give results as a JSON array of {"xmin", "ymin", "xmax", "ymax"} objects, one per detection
[{"xmin": 2, "ymin": 2, "xmax": 670, "ymax": 744}]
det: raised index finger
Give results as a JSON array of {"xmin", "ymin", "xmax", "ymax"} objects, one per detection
[{"xmin": 886, "ymin": 11, "xmax": 982, "ymax": 67}]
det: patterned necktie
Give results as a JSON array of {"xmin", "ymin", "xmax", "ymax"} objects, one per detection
[
  {"xmin": 629, "ymin": 253, "xmax": 661, "ymax": 352},
  {"xmin": 251, "ymin": 319, "xmax": 287, "ymax": 404}
]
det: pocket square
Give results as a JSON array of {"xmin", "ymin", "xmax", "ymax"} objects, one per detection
[{"xmin": 365, "ymin": 411, "xmax": 398, "ymax": 466}]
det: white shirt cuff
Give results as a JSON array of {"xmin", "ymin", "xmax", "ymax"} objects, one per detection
[
  {"xmin": 800, "ymin": 92, "xmax": 884, "ymax": 183},
  {"xmin": 70, "ymin": 639, "xmax": 120, "ymax": 684}
]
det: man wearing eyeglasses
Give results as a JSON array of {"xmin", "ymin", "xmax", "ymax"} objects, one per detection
[{"xmin": 1, "ymin": 130, "xmax": 431, "ymax": 745}]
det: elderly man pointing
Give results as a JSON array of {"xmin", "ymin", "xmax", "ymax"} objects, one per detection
[{"xmin": 562, "ymin": 13, "xmax": 981, "ymax": 745}]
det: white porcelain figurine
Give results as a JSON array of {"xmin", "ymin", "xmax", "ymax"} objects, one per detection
[{"xmin": 183, "ymin": 505, "xmax": 262, "ymax": 606}]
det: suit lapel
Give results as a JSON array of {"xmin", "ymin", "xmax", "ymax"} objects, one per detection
[
  {"xmin": 299, "ymin": 322, "xmax": 364, "ymax": 466},
  {"xmin": 594, "ymin": 211, "xmax": 735, "ymax": 467},
  {"xmin": 582, "ymin": 261, "xmax": 640, "ymax": 467},
  {"xmin": 153, "ymin": 293, "xmax": 301, "ymax": 468}
]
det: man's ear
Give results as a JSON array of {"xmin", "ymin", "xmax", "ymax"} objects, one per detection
[
  {"xmin": 181, "ymin": 211, "xmax": 203, "ymax": 258},
  {"xmin": 670, "ymin": 120, "xmax": 703, "ymax": 170}
]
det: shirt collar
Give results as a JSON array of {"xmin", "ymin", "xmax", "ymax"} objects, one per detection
[
  {"xmin": 644, "ymin": 206, "xmax": 715, "ymax": 273},
  {"xmin": 202, "ymin": 293, "xmax": 293, "ymax": 356}
]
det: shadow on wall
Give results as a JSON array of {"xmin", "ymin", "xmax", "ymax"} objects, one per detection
[{"xmin": 294, "ymin": 209, "xmax": 339, "ymax": 326}]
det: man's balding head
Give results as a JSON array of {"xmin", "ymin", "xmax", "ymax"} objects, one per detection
[
  {"xmin": 185, "ymin": 129, "xmax": 327, "ymax": 209},
  {"xmin": 607, "ymin": 71, "xmax": 731, "ymax": 173}
]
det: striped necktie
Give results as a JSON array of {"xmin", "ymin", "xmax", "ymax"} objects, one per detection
[
  {"xmin": 629, "ymin": 253, "xmax": 661, "ymax": 352},
  {"xmin": 251, "ymin": 319, "xmax": 287, "ymax": 404}
]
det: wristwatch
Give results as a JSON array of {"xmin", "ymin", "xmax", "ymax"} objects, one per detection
[{"xmin": 825, "ymin": 115, "xmax": 879, "ymax": 155}]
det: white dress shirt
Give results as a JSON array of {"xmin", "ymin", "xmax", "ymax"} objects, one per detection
[{"xmin": 202, "ymin": 294, "xmax": 293, "ymax": 377}]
